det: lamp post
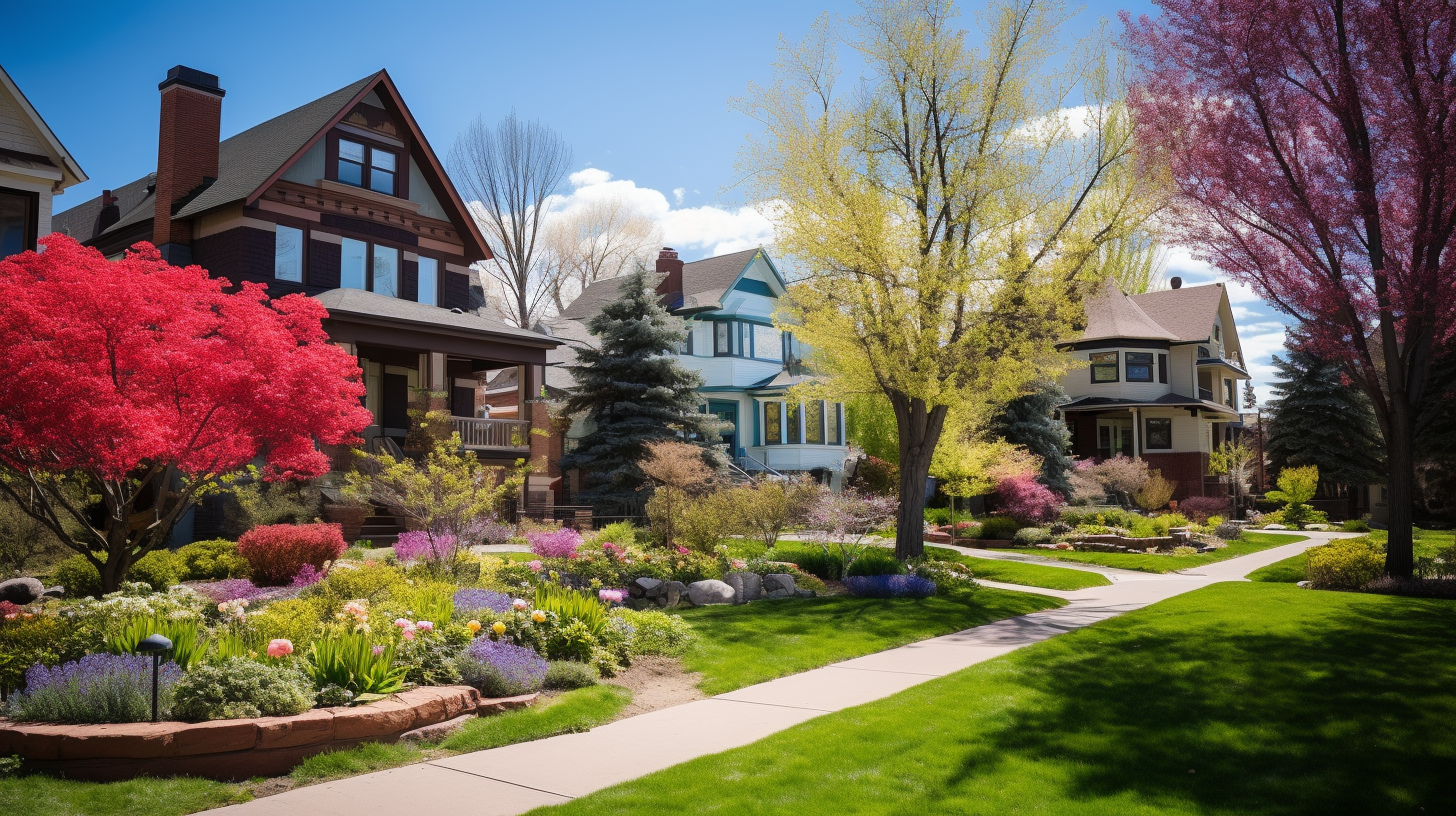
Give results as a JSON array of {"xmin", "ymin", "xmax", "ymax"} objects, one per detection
[{"xmin": 135, "ymin": 634, "xmax": 173, "ymax": 722}]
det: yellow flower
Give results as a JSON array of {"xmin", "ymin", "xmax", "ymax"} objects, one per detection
[
  {"xmin": 467, "ymin": 619, "xmax": 482, "ymax": 634},
  {"xmin": 531, "ymin": 610, "xmax": 547, "ymax": 623},
  {"xmin": 491, "ymin": 621, "xmax": 506, "ymax": 636}
]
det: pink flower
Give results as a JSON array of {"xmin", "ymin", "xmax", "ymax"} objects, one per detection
[
  {"xmin": 598, "ymin": 589, "xmax": 624, "ymax": 604},
  {"xmin": 266, "ymin": 639, "xmax": 294, "ymax": 658},
  {"xmin": 731, "ymin": 559, "xmax": 747, "ymax": 570},
  {"xmin": 372, "ymin": 644, "xmax": 385, "ymax": 656},
  {"xmin": 394, "ymin": 618, "xmax": 411, "ymax": 628},
  {"xmin": 512, "ymin": 598, "xmax": 529, "ymax": 610},
  {"xmin": 527, "ymin": 560, "xmax": 544, "ymax": 573},
  {"xmin": 676, "ymin": 546, "xmax": 690, "ymax": 555},
  {"xmin": 416, "ymin": 620, "xmax": 434, "ymax": 632},
  {"xmin": 402, "ymin": 628, "xmax": 416, "ymax": 641}
]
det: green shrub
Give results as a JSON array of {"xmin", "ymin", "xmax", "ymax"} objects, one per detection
[
  {"xmin": 614, "ymin": 608, "xmax": 696, "ymax": 656},
  {"xmin": 595, "ymin": 521, "xmax": 638, "ymax": 547},
  {"xmin": 924, "ymin": 507, "xmax": 952, "ymax": 526},
  {"xmin": 543, "ymin": 660, "xmax": 599, "ymax": 690},
  {"xmin": 1341, "ymin": 517, "xmax": 1373, "ymax": 533},
  {"xmin": 129, "ymin": 550, "xmax": 184, "ymax": 590},
  {"xmin": 308, "ymin": 561, "xmax": 408, "ymax": 606},
  {"xmin": 776, "ymin": 548, "xmax": 842, "ymax": 580},
  {"xmin": 1012, "ymin": 527, "xmax": 1051, "ymax": 545},
  {"xmin": 107, "ymin": 614, "xmax": 207, "ymax": 669},
  {"xmin": 176, "ymin": 539, "xmax": 251, "ymax": 581},
  {"xmin": 846, "ymin": 549, "xmax": 903, "ymax": 577},
  {"xmin": 979, "ymin": 516, "xmax": 1021, "ymax": 541},
  {"xmin": 172, "ymin": 658, "xmax": 315, "ymax": 721},
  {"xmin": 394, "ymin": 628, "xmax": 467, "ymax": 686},
  {"xmin": 1306, "ymin": 536, "xmax": 1386, "ymax": 590},
  {"xmin": 247, "ymin": 597, "xmax": 325, "ymax": 649},
  {"xmin": 534, "ymin": 584, "xmax": 608, "ymax": 635},
  {"xmin": 51, "ymin": 554, "xmax": 103, "ymax": 598},
  {"xmin": 305, "ymin": 629, "xmax": 407, "ymax": 695}
]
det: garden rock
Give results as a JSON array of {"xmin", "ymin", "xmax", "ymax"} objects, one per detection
[
  {"xmin": 723, "ymin": 572, "xmax": 763, "ymax": 603},
  {"xmin": 686, "ymin": 579, "xmax": 735, "ymax": 606},
  {"xmin": 400, "ymin": 712, "xmax": 473, "ymax": 742},
  {"xmin": 657, "ymin": 580, "xmax": 686, "ymax": 608},
  {"xmin": 1264, "ymin": 524, "xmax": 1289, "ymax": 530},
  {"xmin": 795, "ymin": 588, "xmax": 817, "ymax": 598},
  {"xmin": 763, "ymin": 574, "xmax": 796, "ymax": 599},
  {"xmin": 42, "ymin": 586, "xmax": 64, "ymax": 598},
  {"xmin": 629, "ymin": 577, "xmax": 663, "ymax": 599},
  {"xmin": 0, "ymin": 577, "xmax": 44, "ymax": 605}
]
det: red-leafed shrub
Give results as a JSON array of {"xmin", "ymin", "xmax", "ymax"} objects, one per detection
[
  {"xmin": 993, "ymin": 475, "xmax": 1063, "ymax": 525},
  {"xmin": 237, "ymin": 523, "xmax": 346, "ymax": 585},
  {"xmin": 1178, "ymin": 496, "xmax": 1230, "ymax": 523}
]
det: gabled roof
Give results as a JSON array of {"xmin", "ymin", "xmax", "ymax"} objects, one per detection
[
  {"xmin": 558, "ymin": 274, "xmax": 640, "ymax": 320},
  {"xmin": 0, "ymin": 64, "xmax": 86, "ymax": 188},
  {"xmin": 53, "ymin": 71, "xmax": 490, "ymax": 259},
  {"xmin": 313, "ymin": 288, "xmax": 558, "ymax": 347},
  {"xmin": 1079, "ymin": 279, "xmax": 1178, "ymax": 342},
  {"xmin": 560, "ymin": 246, "xmax": 779, "ymax": 321},
  {"xmin": 1128, "ymin": 285, "xmax": 1227, "ymax": 343}
]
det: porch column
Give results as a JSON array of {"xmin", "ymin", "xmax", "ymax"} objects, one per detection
[
  {"xmin": 1130, "ymin": 408, "xmax": 1140, "ymax": 458},
  {"xmin": 518, "ymin": 364, "xmax": 540, "ymax": 418},
  {"xmin": 429, "ymin": 352, "xmax": 446, "ymax": 392}
]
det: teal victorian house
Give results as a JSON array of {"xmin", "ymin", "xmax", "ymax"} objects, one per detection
[{"xmin": 550, "ymin": 247, "xmax": 850, "ymax": 489}]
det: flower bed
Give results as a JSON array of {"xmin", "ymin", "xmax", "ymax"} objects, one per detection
[{"xmin": 0, "ymin": 686, "xmax": 534, "ymax": 782}]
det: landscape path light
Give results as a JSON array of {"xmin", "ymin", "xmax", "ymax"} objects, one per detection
[{"xmin": 135, "ymin": 634, "xmax": 173, "ymax": 722}]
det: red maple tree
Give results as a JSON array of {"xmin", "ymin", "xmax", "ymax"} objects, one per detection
[
  {"xmin": 1126, "ymin": 0, "xmax": 1456, "ymax": 576},
  {"xmin": 0, "ymin": 236, "xmax": 373, "ymax": 591}
]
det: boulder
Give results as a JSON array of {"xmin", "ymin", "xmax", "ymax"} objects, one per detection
[
  {"xmin": 0, "ymin": 577, "xmax": 44, "ymax": 606},
  {"xmin": 42, "ymin": 586, "xmax": 65, "ymax": 599},
  {"xmin": 656, "ymin": 581, "xmax": 686, "ymax": 608},
  {"xmin": 686, "ymin": 579, "xmax": 736, "ymax": 606},
  {"xmin": 629, "ymin": 577, "xmax": 663, "ymax": 599},
  {"xmin": 762, "ymin": 573, "xmax": 796, "ymax": 599},
  {"xmin": 723, "ymin": 572, "xmax": 763, "ymax": 603},
  {"xmin": 794, "ymin": 588, "xmax": 817, "ymax": 599},
  {"xmin": 400, "ymin": 713, "xmax": 474, "ymax": 743}
]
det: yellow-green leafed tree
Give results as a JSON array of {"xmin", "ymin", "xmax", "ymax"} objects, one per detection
[{"xmin": 738, "ymin": 0, "xmax": 1159, "ymax": 556}]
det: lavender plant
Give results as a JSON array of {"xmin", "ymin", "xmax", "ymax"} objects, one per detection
[
  {"xmin": 843, "ymin": 574, "xmax": 937, "ymax": 599},
  {"xmin": 453, "ymin": 588, "xmax": 513, "ymax": 617},
  {"xmin": 9, "ymin": 654, "xmax": 181, "ymax": 723},
  {"xmin": 456, "ymin": 639, "xmax": 548, "ymax": 697}
]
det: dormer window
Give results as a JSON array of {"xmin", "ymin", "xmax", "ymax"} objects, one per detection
[
  {"xmin": 337, "ymin": 138, "xmax": 397, "ymax": 196},
  {"xmin": 1197, "ymin": 346, "xmax": 1211, "ymax": 358}
]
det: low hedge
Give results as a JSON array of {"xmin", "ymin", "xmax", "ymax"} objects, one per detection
[{"xmin": 1306, "ymin": 536, "xmax": 1385, "ymax": 590}]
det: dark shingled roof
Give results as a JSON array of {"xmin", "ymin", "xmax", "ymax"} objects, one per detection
[
  {"xmin": 559, "ymin": 247, "xmax": 769, "ymax": 321},
  {"xmin": 53, "ymin": 74, "xmax": 377, "ymax": 244},
  {"xmin": 313, "ymin": 288, "xmax": 558, "ymax": 346}
]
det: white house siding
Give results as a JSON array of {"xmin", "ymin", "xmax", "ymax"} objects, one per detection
[
  {"xmin": 0, "ymin": 94, "xmax": 63, "ymax": 240},
  {"xmin": 1060, "ymin": 347, "xmax": 1174, "ymax": 401},
  {"xmin": 0, "ymin": 92, "xmax": 47, "ymax": 154}
]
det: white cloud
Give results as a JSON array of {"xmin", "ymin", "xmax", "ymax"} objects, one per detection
[
  {"xmin": 543, "ymin": 167, "xmax": 777, "ymax": 258},
  {"xmin": 1014, "ymin": 105, "xmax": 1102, "ymax": 141}
]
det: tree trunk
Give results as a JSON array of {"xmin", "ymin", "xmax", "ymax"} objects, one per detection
[
  {"xmin": 896, "ymin": 449, "xmax": 931, "ymax": 560},
  {"xmin": 1384, "ymin": 403, "xmax": 1416, "ymax": 578}
]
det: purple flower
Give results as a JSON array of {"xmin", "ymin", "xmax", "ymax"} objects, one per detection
[
  {"xmin": 843, "ymin": 574, "xmax": 937, "ymax": 599},
  {"xmin": 11, "ymin": 653, "xmax": 182, "ymax": 724},
  {"xmin": 191, "ymin": 578, "xmax": 272, "ymax": 604},
  {"xmin": 290, "ymin": 563, "xmax": 325, "ymax": 588},
  {"xmin": 453, "ymin": 588, "xmax": 513, "ymax": 616},
  {"xmin": 462, "ymin": 516, "xmax": 516, "ymax": 546},
  {"xmin": 527, "ymin": 528, "xmax": 582, "ymax": 559},
  {"xmin": 458, "ymin": 639, "xmax": 548, "ymax": 697},
  {"xmin": 395, "ymin": 530, "xmax": 460, "ymax": 563}
]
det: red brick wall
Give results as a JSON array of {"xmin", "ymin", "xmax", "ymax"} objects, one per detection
[
  {"xmin": 153, "ymin": 86, "xmax": 222, "ymax": 247},
  {"xmin": 1141, "ymin": 451, "xmax": 1209, "ymax": 500}
]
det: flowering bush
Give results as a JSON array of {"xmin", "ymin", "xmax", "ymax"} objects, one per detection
[
  {"xmin": 238, "ymin": 523, "xmax": 346, "ymax": 585},
  {"xmin": 457, "ymin": 638, "xmax": 548, "ymax": 697},
  {"xmin": 171, "ymin": 657, "xmax": 314, "ymax": 721},
  {"xmin": 1178, "ymin": 496, "xmax": 1231, "ymax": 523},
  {"xmin": 9, "ymin": 653, "xmax": 182, "ymax": 723},
  {"xmin": 993, "ymin": 475, "xmax": 1063, "ymax": 525},
  {"xmin": 843, "ymin": 574, "xmax": 937, "ymax": 599},
  {"xmin": 395, "ymin": 530, "xmax": 461, "ymax": 564},
  {"xmin": 290, "ymin": 563, "xmax": 326, "ymax": 589},
  {"xmin": 528, "ymin": 527, "xmax": 582, "ymax": 559},
  {"xmin": 190, "ymin": 578, "xmax": 275, "ymax": 605},
  {"xmin": 470, "ymin": 517, "xmax": 516, "ymax": 546},
  {"xmin": 453, "ymin": 588, "xmax": 513, "ymax": 617}
]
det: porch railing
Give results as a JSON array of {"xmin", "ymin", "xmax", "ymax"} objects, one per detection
[{"xmin": 452, "ymin": 417, "xmax": 530, "ymax": 450}]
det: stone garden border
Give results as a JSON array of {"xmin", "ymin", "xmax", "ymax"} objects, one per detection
[{"xmin": 0, "ymin": 686, "xmax": 536, "ymax": 782}]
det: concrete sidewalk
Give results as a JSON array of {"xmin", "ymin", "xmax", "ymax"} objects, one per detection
[{"xmin": 214, "ymin": 532, "xmax": 1342, "ymax": 816}]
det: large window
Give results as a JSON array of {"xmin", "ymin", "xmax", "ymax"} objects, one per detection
[
  {"xmin": 1090, "ymin": 351, "xmax": 1119, "ymax": 383},
  {"xmin": 764, "ymin": 402, "xmax": 783, "ymax": 444},
  {"xmin": 1125, "ymin": 352, "xmax": 1153, "ymax": 382},
  {"xmin": 786, "ymin": 402, "xmax": 802, "ymax": 444},
  {"xmin": 0, "ymin": 188, "xmax": 37, "ymax": 257},
  {"xmin": 372, "ymin": 244, "xmax": 399, "ymax": 297},
  {"xmin": 1144, "ymin": 417, "xmax": 1172, "ymax": 449},
  {"xmin": 337, "ymin": 138, "xmax": 398, "ymax": 196},
  {"xmin": 715, "ymin": 321, "xmax": 731, "ymax": 355},
  {"xmin": 1224, "ymin": 378, "xmax": 1235, "ymax": 407},
  {"xmin": 753, "ymin": 324, "xmax": 782, "ymax": 361},
  {"xmin": 274, "ymin": 225, "xmax": 303, "ymax": 282},
  {"xmin": 805, "ymin": 400, "xmax": 825, "ymax": 444},
  {"xmin": 417, "ymin": 257, "xmax": 438, "ymax": 306},
  {"xmin": 341, "ymin": 237, "xmax": 368, "ymax": 290}
]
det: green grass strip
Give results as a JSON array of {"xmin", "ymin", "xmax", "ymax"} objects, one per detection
[
  {"xmin": 941, "ymin": 551, "xmax": 1111, "ymax": 590},
  {"xmin": 989, "ymin": 531, "xmax": 1305, "ymax": 573}
]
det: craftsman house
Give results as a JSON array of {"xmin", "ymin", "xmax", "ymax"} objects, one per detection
[
  {"xmin": 1056, "ymin": 277, "xmax": 1250, "ymax": 499},
  {"xmin": 52, "ymin": 66, "xmax": 558, "ymax": 472},
  {"xmin": 1, "ymin": 64, "xmax": 87, "ymax": 257},
  {"xmin": 544, "ymin": 247, "xmax": 852, "ymax": 500}
]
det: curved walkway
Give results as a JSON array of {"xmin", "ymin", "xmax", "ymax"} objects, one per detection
[{"xmin": 214, "ymin": 531, "xmax": 1347, "ymax": 816}]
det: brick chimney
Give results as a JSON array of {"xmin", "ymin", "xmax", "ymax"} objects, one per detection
[
  {"xmin": 152, "ymin": 66, "xmax": 225, "ymax": 264},
  {"xmin": 655, "ymin": 247, "xmax": 683, "ymax": 299}
]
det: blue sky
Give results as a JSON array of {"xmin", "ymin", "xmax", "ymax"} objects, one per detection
[{"xmin": 4, "ymin": 0, "xmax": 1289, "ymax": 398}]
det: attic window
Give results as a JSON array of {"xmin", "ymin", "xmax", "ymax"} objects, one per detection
[{"xmin": 337, "ymin": 138, "xmax": 398, "ymax": 196}]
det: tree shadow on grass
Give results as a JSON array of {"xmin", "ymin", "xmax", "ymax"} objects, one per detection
[{"xmin": 948, "ymin": 584, "xmax": 1456, "ymax": 815}]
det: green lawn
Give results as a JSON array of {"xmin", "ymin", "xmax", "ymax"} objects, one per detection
[
  {"xmin": 1250, "ymin": 527, "xmax": 1454, "ymax": 584},
  {"xmin": 538, "ymin": 582, "xmax": 1456, "ymax": 816},
  {"xmin": 990, "ymin": 531, "xmax": 1305, "ymax": 573},
  {"xmin": 0, "ymin": 685, "xmax": 631, "ymax": 816},
  {"xmin": 928, "ymin": 548, "xmax": 1111, "ymax": 591},
  {"xmin": 677, "ymin": 589, "xmax": 1063, "ymax": 695}
]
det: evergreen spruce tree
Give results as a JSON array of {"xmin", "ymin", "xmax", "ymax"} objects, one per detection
[
  {"xmin": 988, "ymin": 382, "xmax": 1074, "ymax": 497},
  {"xmin": 558, "ymin": 266, "xmax": 718, "ymax": 510},
  {"xmin": 1265, "ymin": 348, "xmax": 1385, "ymax": 486}
]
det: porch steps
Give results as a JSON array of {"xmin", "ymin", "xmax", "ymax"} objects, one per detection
[{"xmin": 359, "ymin": 510, "xmax": 404, "ymax": 549}]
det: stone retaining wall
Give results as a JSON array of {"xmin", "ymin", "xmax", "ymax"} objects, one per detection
[{"xmin": 0, "ymin": 686, "xmax": 536, "ymax": 782}]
